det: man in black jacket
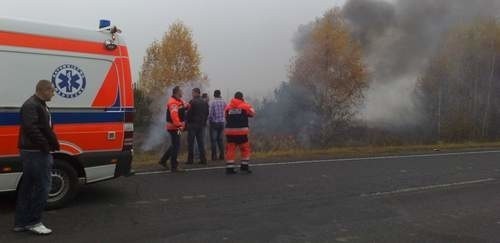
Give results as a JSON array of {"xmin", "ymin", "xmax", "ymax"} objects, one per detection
[
  {"xmin": 186, "ymin": 88, "xmax": 209, "ymax": 164},
  {"xmin": 14, "ymin": 80, "xmax": 59, "ymax": 235}
]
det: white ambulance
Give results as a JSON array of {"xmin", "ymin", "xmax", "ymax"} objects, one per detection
[{"xmin": 0, "ymin": 18, "xmax": 135, "ymax": 208}]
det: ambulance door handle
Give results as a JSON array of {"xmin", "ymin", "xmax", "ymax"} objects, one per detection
[{"xmin": 107, "ymin": 131, "xmax": 117, "ymax": 140}]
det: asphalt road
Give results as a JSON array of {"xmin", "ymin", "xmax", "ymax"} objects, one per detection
[{"xmin": 3, "ymin": 150, "xmax": 500, "ymax": 242}]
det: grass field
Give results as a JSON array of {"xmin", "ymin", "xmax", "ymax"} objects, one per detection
[{"xmin": 132, "ymin": 141, "xmax": 500, "ymax": 169}]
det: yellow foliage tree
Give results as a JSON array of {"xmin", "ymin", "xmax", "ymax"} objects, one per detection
[
  {"xmin": 289, "ymin": 8, "xmax": 368, "ymax": 146},
  {"xmin": 139, "ymin": 21, "xmax": 202, "ymax": 95}
]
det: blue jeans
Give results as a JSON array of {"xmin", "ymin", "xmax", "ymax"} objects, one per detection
[
  {"xmin": 14, "ymin": 150, "xmax": 53, "ymax": 227},
  {"xmin": 209, "ymin": 122, "xmax": 225, "ymax": 159},
  {"xmin": 187, "ymin": 126, "xmax": 207, "ymax": 163}
]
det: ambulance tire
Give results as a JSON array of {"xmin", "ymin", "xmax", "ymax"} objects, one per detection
[{"xmin": 46, "ymin": 160, "xmax": 79, "ymax": 210}]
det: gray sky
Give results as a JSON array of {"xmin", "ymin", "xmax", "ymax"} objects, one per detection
[{"xmin": 1, "ymin": 0, "xmax": 345, "ymax": 97}]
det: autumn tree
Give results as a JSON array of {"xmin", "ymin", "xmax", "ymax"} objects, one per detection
[
  {"xmin": 134, "ymin": 21, "xmax": 205, "ymax": 132},
  {"xmin": 417, "ymin": 18, "xmax": 500, "ymax": 142},
  {"xmin": 289, "ymin": 8, "xmax": 368, "ymax": 146},
  {"xmin": 138, "ymin": 21, "xmax": 202, "ymax": 95}
]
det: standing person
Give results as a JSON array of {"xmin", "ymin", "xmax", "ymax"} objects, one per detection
[
  {"xmin": 159, "ymin": 86, "xmax": 187, "ymax": 172},
  {"xmin": 208, "ymin": 90, "xmax": 226, "ymax": 161},
  {"xmin": 193, "ymin": 93, "xmax": 210, "ymax": 161},
  {"xmin": 201, "ymin": 92, "xmax": 210, "ymax": 160},
  {"xmin": 186, "ymin": 88, "xmax": 209, "ymax": 164},
  {"xmin": 224, "ymin": 92, "xmax": 256, "ymax": 174},
  {"xmin": 15, "ymin": 80, "xmax": 59, "ymax": 235}
]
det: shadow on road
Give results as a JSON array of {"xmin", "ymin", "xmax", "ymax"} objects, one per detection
[
  {"xmin": 0, "ymin": 192, "xmax": 16, "ymax": 213},
  {"xmin": 70, "ymin": 183, "xmax": 128, "ymax": 208}
]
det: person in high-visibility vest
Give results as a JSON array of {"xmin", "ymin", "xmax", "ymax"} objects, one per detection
[
  {"xmin": 224, "ymin": 91, "xmax": 256, "ymax": 174},
  {"xmin": 159, "ymin": 86, "xmax": 188, "ymax": 172}
]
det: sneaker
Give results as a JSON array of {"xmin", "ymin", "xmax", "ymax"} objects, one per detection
[
  {"xmin": 12, "ymin": 226, "xmax": 27, "ymax": 232},
  {"xmin": 27, "ymin": 223, "xmax": 52, "ymax": 235}
]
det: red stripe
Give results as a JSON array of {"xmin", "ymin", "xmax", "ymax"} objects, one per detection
[
  {"xmin": 92, "ymin": 62, "xmax": 119, "ymax": 107},
  {"xmin": 0, "ymin": 126, "xmax": 19, "ymax": 155},
  {"xmin": 224, "ymin": 128, "xmax": 250, "ymax": 136},
  {"xmin": 0, "ymin": 30, "xmax": 121, "ymax": 56}
]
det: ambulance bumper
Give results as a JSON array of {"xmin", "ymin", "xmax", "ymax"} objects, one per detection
[{"xmin": 79, "ymin": 150, "xmax": 134, "ymax": 184}]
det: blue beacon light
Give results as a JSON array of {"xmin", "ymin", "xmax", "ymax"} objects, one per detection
[{"xmin": 99, "ymin": 19, "xmax": 111, "ymax": 29}]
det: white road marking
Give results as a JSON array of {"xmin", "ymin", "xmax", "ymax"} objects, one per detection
[
  {"xmin": 135, "ymin": 150, "xmax": 500, "ymax": 176},
  {"xmin": 361, "ymin": 178, "xmax": 496, "ymax": 197}
]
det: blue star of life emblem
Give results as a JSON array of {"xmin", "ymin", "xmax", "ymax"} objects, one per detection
[{"xmin": 51, "ymin": 64, "xmax": 86, "ymax": 98}]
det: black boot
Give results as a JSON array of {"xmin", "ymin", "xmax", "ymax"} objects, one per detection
[
  {"xmin": 240, "ymin": 164, "xmax": 252, "ymax": 174},
  {"xmin": 226, "ymin": 167, "xmax": 237, "ymax": 175},
  {"xmin": 159, "ymin": 150, "xmax": 171, "ymax": 169},
  {"xmin": 158, "ymin": 160, "xmax": 169, "ymax": 170}
]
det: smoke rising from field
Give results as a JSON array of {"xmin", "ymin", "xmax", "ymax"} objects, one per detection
[
  {"xmin": 341, "ymin": 0, "xmax": 500, "ymax": 127},
  {"xmin": 138, "ymin": 0, "xmax": 500, "ymax": 150},
  {"xmin": 140, "ymin": 82, "xmax": 208, "ymax": 151},
  {"xmin": 139, "ymin": 88, "xmax": 169, "ymax": 152},
  {"xmin": 253, "ymin": 0, "xmax": 500, "ymax": 148}
]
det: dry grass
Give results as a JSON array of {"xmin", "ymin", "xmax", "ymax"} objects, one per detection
[
  {"xmin": 253, "ymin": 141, "xmax": 500, "ymax": 160},
  {"xmin": 132, "ymin": 141, "xmax": 500, "ymax": 169}
]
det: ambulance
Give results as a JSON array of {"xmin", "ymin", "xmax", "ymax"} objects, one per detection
[{"xmin": 0, "ymin": 18, "xmax": 134, "ymax": 208}]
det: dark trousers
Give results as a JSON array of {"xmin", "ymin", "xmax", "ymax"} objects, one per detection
[
  {"xmin": 187, "ymin": 126, "xmax": 206, "ymax": 163},
  {"xmin": 160, "ymin": 130, "xmax": 181, "ymax": 169},
  {"xmin": 209, "ymin": 122, "xmax": 225, "ymax": 160},
  {"xmin": 15, "ymin": 150, "xmax": 53, "ymax": 227}
]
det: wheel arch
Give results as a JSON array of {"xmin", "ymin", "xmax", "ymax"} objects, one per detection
[{"xmin": 52, "ymin": 152, "xmax": 85, "ymax": 179}]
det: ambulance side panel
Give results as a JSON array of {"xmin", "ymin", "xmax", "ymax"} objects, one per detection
[{"xmin": 0, "ymin": 19, "xmax": 134, "ymax": 192}]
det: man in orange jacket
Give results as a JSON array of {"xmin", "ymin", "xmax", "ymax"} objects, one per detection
[
  {"xmin": 159, "ymin": 86, "xmax": 188, "ymax": 172},
  {"xmin": 224, "ymin": 91, "xmax": 256, "ymax": 174}
]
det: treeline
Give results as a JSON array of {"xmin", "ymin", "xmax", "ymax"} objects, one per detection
[
  {"xmin": 418, "ymin": 19, "xmax": 500, "ymax": 142},
  {"xmin": 253, "ymin": 9, "xmax": 500, "ymax": 150}
]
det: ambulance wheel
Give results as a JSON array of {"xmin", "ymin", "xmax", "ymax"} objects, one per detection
[{"xmin": 46, "ymin": 159, "xmax": 79, "ymax": 210}]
